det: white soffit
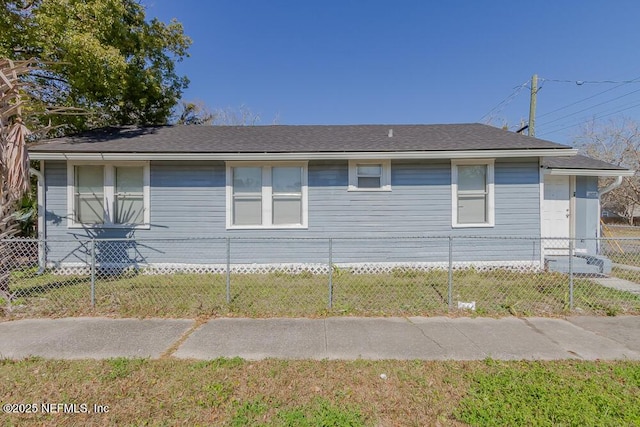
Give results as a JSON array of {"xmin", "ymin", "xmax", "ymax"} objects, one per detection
[
  {"xmin": 30, "ymin": 148, "xmax": 578, "ymax": 161},
  {"xmin": 547, "ymin": 168, "xmax": 635, "ymax": 177}
]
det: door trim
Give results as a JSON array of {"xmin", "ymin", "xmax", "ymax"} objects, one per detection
[{"xmin": 541, "ymin": 172, "xmax": 574, "ymax": 256}]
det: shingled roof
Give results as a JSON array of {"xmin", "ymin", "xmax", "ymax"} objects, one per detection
[
  {"xmin": 541, "ymin": 155, "xmax": 628, "ymax": 171},
  {"xmin": 30, "ymin": 123, "xmax": 571, "ymax": 154}
]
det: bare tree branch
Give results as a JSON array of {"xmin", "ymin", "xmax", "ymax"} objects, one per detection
[{"xmin": 574, "ymin": 117, "xmax": 640, "ymax": 224}]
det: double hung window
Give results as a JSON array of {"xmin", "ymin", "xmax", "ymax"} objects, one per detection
[
  {"xmin": 228, "ymin": 163, "xmax": 308, "ymax": 228},
  {"xmin": 452, "ymin": 160, "xmax": 494, "ymax": 227},
  {"xmin": 348, "ymin": 160, "xmax": 391, "ymax": 191},
  {"xmin": 68, "ymin": 163, "xmax": 149, "ymax": 227}
]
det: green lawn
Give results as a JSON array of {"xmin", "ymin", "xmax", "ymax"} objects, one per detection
[
  {"xmin": 611, "ymin": 266, "xmax": 640, "ymax": 283},
  {"xmin": 4, "ymin": 268, "xmax": 640, "ymax": 319},
  {"xmin": 1, "ymin": 358, "xmax": 638, "ymax": 426},
  {"xmin": 605, "ymin": 251, "xmax": 640, "ymax": 268}
]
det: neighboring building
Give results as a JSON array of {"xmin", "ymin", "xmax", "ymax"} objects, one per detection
[{"xmin": 28, "ymin": 124, "xmax": 633, "ymax": 273}]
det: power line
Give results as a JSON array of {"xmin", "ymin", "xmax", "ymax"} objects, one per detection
[
  {"xmin": 587, "ymin": 97, "xmax": 640, "ymax": 117},
  {"xmin": 538, "ymin": 101, "xmax": 640, "ymax": 137},
  {"xmin": 540, "ymin": 100, "xmax": 637, "ymax": 135},
  {"xmin": 479, "ymin": 80, "xmax": 529, "ymax": 122},
  {"xmin": 539, "ymin": 95, "xmax": 640, "ymax": 135},
  {"xmin": 537, "ymin": 87, "xmax": 640, "ymax": 127},
  {"xmin": 541, "ymin": 77, "xmax": 640, "ymax": 85},
  {"xmin": 537, "ymin": 75, "xmax": 640, "ymax": 120},
  {"xmin": 482, "ymin": 74, "xmax": 640, "ymax": 138}
]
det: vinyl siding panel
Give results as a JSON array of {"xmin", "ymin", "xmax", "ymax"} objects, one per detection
[
  {"xmin": 43, "ymin": 161, "xmax": 67, "ymax": 232},
  {"xmin": 42, "ymin": 158, "xmax": 542, "ymax": 266},
  {"xmin": 306, "ymin": 160, "xmax": 452, "ymax": 236},
  {"xmin": 148, "ymin": 161, "xmax": 225, "ymax": 238}
]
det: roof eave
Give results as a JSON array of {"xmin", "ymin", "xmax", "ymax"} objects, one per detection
[
  {"xmin": 30, "ymin": 148, "xmax": 577, "ymax": 161},
  {"xmin": 547, "ymin": 168, "xmax": 635, "ymax": 177}
]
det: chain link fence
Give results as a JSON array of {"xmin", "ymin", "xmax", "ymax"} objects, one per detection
[{"xmin": 1, "ymin": 235, "xmax": 640, "ymax": 319}]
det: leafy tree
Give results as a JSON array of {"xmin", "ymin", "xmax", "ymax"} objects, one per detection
[
  {"xmin": 0, "ymin": 0, "xmax": 192, "ymax": 132},
  {"xmin": 1, "ymin": 2, "xmax": 190, "ymax": 304},
  {"xmin": 574, "ymin": 118, "xmax": 640, "ymax": 224}
]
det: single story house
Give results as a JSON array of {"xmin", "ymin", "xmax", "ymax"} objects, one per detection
[{"xmin": 27, "ymin": 123, "xmax": 633, "ymax": 274}]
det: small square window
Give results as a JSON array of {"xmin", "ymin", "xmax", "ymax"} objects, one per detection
[
  {"xmin": 356, "ymin": 165, "xmax": 382, "ymax": 188},
  {"xmin": 348, "ymin": 160, "xmax": 391, "ymax": 191}
]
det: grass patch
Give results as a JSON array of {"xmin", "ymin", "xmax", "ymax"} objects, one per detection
[
  {"xmin": 600, "ymin": 226, "xmax": 640, "ymax": 267},
  {"xmin": 274, "ymin": 398, "xmax": 365, "ymax": 427},
  {"xmin": 572, "ymin": 277, "xmax": 640, "ymax": 315},
  {"xmin": 4, "ymin": 268, "xmax": 640, "ymax": 319},
  {"xmin": 612, "ymin": 266, "xmax": 640, "ymax": 283},
  {"xmin": 456, "ymin": 359, "xmax": 640, "ymax": 426},
  {"xmin": 0, "ymin": 358, "xmax": 638, "ymax": 426},
  {"xmin": 606, "ymin": 251, "xmax": 640, "ymax": 268},
  {"xmin": 103, "ymin": 357, "xmax": 148, "ymax": 380}
]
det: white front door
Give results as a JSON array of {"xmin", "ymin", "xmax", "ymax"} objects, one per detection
[{"xmin": 542, "ymin": 175, "xmax": 571, "ymax": 254}]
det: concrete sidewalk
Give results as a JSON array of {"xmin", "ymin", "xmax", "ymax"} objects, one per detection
[{"xmin": 1, "ymin": 316, "xmax": 639, "ymax": 361}]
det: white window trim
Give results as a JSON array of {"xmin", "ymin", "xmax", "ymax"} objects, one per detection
[
  {"xmin": 348, "ymin": 159, "xmax": 391, "ymax": 191},
  {"xmin": 451, "ymin": 159, "xmax": 495, "ymax": 228},
  {"xmin": 67, "ymin": 161, "xmax": 150, "ymax": 229},
  {"xmin": 226, "ymin": 161, "xmax": 308, "ymax": 229}
]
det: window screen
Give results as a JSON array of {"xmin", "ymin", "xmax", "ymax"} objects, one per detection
[
  {"xmin": 115, "ymin": 166, "xmax": 144, "ymax": 224},
  {"xmin": 457, "ymin": 165, "xmax": 488, "ymax": 224},
  {"xmin": 75, "ymin": 165, "xmax": 104, "ymax": 224}
]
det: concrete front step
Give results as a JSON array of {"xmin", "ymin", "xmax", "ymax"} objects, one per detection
[
  {"xmin": 546, "ymin": 256, "xmax": 603, "ymax": 275},
  {"xmin": 546, "ymin": 256, "xmax": 590, "ymax": 267},
  {"xmin": 578, "ymin": 255, "xmax": 612, "ymax": 275},
  {"xmin": 548, "ymin": 263, "xmax": 601, "ymax": 275}
]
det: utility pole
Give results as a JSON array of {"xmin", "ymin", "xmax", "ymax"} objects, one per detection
[{"xmin": 528, "ymin": 74, "xmax": 538, "ymax": 137}]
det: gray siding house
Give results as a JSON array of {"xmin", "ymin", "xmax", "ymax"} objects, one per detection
[{"xmin": 28, "ymin": 124, "xmax": 632, "ymax": 273}]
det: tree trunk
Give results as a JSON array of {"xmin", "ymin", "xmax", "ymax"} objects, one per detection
[
  {"xmin": 0, "ymin": 183, "xmax": 19, "ymax": 305},
  {"xmin": 1, "ymin": 59, "xmax": 34, "ymax": 307}
]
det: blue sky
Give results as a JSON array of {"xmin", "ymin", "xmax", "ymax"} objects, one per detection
[{"xmin": 144, "ymin": 0, "xmax": 640, "ymax": 145}]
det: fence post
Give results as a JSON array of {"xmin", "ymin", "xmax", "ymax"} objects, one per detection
[
  {"xmin": 328, "ymin": 238, "xmax": 333, "ymax": 309},
  {"xmin": 226, "ymin": 237, "xmax": 231, "ymax": 304},
  {"xmin": 90, "ymin": 239, "xmax": 96, "ymax": 307},
  {"xmin": 37, "ymin": 235, "xmax": 46, "ymax": 272},
  {"xmin": 448, "ymin": 236, "xmax": 453, "ymax": 311},
  {"xmin": 568, "ymin": 238, "xmax": 574, "ymax": 311}
]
